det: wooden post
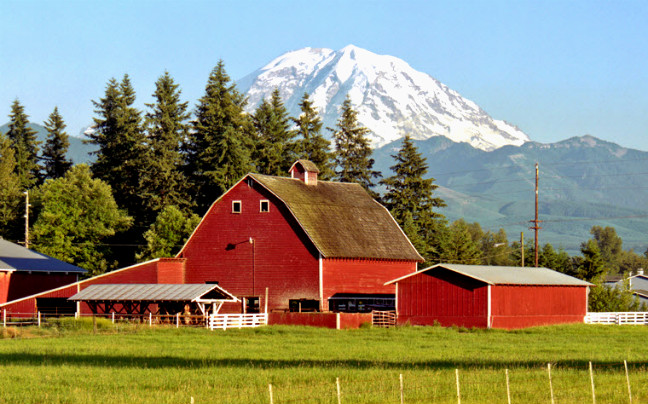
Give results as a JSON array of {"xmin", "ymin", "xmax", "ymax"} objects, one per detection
[
  {"xmin": 190, "ymin": 397, "xmax": 194, "ymax": 404},
  {"xmin": 455, "ymin": 369, "xmax": 461, "ymax": 404},
  {"xmin": 589, "ymin": 361, "xmax": 596, "ymax": 404},
  {"xmin": 149, "ymin": 312, "xmax": 152, "ymax": 327},
  {"xmin": 547, "ymin": 363, "xmax": 554, "ymax": 404},
  {"xmin": 265, "ymin": 287, "xmax": 269, "ymax": 314},
  {"xmin": 399, "ymin": 373, "xmax": 404, "ymax": 404},
  {"xmin": 37, "ymin": 311, "xmax": 41, "ymax": 327},
  {"xmin": 336, "ymin": 377, "xmax": 341, "ymax": 404},
  {"xmin": 268, "ymin": 384, "xmax": 274, "ymax": 404},
  {"xmin": 505, "ymin": 369, "xmax": 511, "ymax": 404},
  {"xmin": 177, "ymin": 312, "xmax": 180, "ymax": 328},
  {"xmin": 624, "ymin": 360, "xmax": 632, "ymax": 403},
  {"xmin": 336, "ymin": 313, "xmax": 341, "ymax": 330},
  {"xmin": 92, "ymin": 314, "xmax": 97, "ymax": 334},
  {"xmin": 2, "ymin": 309, "xmax": 5, "ymax": 328},
  {"xmin": 111, "ymin": 312, "xmax": 115, "ymax": 324}
]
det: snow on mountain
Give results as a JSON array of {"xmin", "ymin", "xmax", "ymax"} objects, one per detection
[{"xmin": 237, "ymin": 45, "xmax": 530, "ymax": 151}]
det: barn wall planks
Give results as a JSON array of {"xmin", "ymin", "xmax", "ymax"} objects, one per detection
[{"xmin": 179, "ymin": 180, "xmax": 320, "ymax": 311}]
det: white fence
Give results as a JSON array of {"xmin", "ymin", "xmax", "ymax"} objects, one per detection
[
  {"xmin": 585, "ymin": 311, "xmax": 648, "ymax": 325},
  {"xmin": 208, "ymin": 313, "xmax": 268, "ymax": 330}
]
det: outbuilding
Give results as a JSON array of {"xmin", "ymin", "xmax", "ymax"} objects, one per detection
[{"xmin": 386, "ymin": 263, "xmax": 592, "ymax": 329}]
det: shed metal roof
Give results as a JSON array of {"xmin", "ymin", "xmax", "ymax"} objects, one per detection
[
  {"xmin": 68, "ymin": 284, "xmax": 238, "ymax": 302},
  {"xmin": 0, "ymin": 239, "xmax": 86, "ymax": 273},
  {"xmin": 386, "ymin": 263, "xmax": 593, "ymax": 286},
  {"xmin": 249, "ymin": 173, "xmax": 423, "ymax": 261}
]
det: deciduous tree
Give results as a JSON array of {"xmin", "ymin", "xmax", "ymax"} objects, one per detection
[
  {"xmin": 136, "ymin": 205, "xmax": 200, "ymax": 261},
  {"xmin": 31, "ymin": 165, "xmax": 132, "ymax": 276}
]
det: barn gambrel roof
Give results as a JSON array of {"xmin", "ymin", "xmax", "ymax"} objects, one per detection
[
  {"xmin": 248, "ymin": 173, "xmax": 423, "ymax": 261},
  {"xmin": 386, "ymin": 263, "xmax": 593, "ymax": 286}
]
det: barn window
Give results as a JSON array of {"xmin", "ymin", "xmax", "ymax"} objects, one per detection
[
  {"xmin": 232, "ymin": 201, "xmax": 242, "ymax": 213},
  {"xmin": 260, "ymin": 200, "xmax": 270, "ymax": 212},
  {"xmin": 289, "ymin": 299, "xmax": 320, "ymax": 312}
]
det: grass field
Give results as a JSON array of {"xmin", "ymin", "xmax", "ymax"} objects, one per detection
[{"xmin": 1, "ymin": 319, "xmax": 647, "ymax": 403}]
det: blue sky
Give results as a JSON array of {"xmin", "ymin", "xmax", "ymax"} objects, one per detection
[{"xmin": 1, "ymin": 0, "xmax": 647, "ymax": 150}]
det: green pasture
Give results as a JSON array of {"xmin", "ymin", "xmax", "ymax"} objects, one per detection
[{"xmin": 1, "ymin": 319, "xmax": 647, "ymax": 403}]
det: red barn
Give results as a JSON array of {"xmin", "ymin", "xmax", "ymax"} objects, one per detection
[
  {"xmin": 1, "ymin": 160, "xmax": 422, "ymax": 316},
  {"xmin": 178, "ymin": 160, "xmax": 422, "ymax": 312},
  {"xmin": 386, "ymin": 263, "xmax": 592, "ymax": 329}
]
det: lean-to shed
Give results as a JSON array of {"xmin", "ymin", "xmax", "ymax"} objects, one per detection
[{"xmin": 385, "ymin": 263, "xmax": 592, "ymax": 329}]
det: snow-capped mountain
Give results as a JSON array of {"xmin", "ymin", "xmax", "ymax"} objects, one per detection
[{"xmin": 237, "ymin": 45, "xmax": 530, "ymax": 151}]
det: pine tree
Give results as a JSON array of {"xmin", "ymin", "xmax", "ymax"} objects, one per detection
[
  {"xmin": 140, "ymin": 72, "xmax": 191, "ymax": 222},
  {"xmin": 87, "ymin": 75, "xmax": 147, "ymax": 217},
  {"xmin": 6, "ymin": 99, "xmax": 41, "ymax": 189},
  {"xmin": 0, "ymin": 132, "xmax": 22, "ymax": 241},
  {"xmin": 292, "ymin": 93, "xmax": 334, "ymax": 179},
  {"xmin": 42, "ymin": 107, "xmax": 73, "ymax": 179},
  {"xmin": 330, "ymin": 96, "xmax": 381, "ymax": 197},
  {"xmin": 184, "ymin": 61, "xmax": 254, "ymax": 213},
  {"xmin": 578, "ymin": 239, "xmax": 606, "ymax": 281},
  {"xmin": 252, "ymin": 89, "xmax": 297, "ymax": 176}
]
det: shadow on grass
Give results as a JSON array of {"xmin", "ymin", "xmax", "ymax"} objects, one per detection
[{"xmin": 0, "ymin": 353, "xmax": 646, "ymax": 371}]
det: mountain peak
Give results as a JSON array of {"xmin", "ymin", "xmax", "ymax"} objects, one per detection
[{"xmin": 238, "ymin": 45, "xmax": 530, "ymax": 151}]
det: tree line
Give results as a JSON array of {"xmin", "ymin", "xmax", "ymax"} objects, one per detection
[{"xmin": 0, "ymin": 61, "xmax": 644, "ymax": 311}]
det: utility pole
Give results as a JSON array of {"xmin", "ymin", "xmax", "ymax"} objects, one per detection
[
  {"xmin": 24, "ymin": 190, "xmax": 31, "ymax": 249},
  {"xmin": 520, "ymin": 232, "xmax": 524, "ymax": 267},
  {"xmin": 529, "ymin": 163, "xmax": 542, "ymax": 267}
]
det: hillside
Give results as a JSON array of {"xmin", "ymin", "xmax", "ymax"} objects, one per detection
[
  {"xmin": 374, "ymin": 135, "xmax": 648, "ymax": 253},
  {"xmin": 0, "ymin": 122, "xmax": 95, "ymax": 164}
]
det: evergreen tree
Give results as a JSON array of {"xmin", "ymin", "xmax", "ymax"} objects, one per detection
[
  {"xmin": 292, "ymin": 93, "xmax": 335, "ymax": 179},
  {"xmin": 439, "ymin": 219, "xmax": 483, "ymax": 264},
  {"xmin": 42, "ymin": 107, "xmax": 73, "ymax": 179},
  {"xmin": 330, "ymin": 96, "xmax": 381, "ymax": 198},
  {"xmin": 252, "ymin": 89, "xmax": 297, "ymax": 176},
  {"xmin": 0, "ymin": 132, "xmax": 22, "ymax": 241},
  {"xmin": 590, "ymin": 225, "xmax": 623, "ymax": 274},
  {"xmin": 140, "ymin": 72, "xmax": 191, "ymax": 222},
  {"xmin": 6, "ymin": 99, "xmax": 41, "ymax": 189},
  {"xmin": 87, "ymin": 74, "xmax": 147, "ymax": 217},
  {"xmin": 184, "ymin": 61, "xmax": 254, "ymax": 213},
  {"xmin": 578, "ymin": 239, "xmax": 606, "ymax": 281},
  {"xmin": 136, "ymin": 205, "xmax": 200, "ymax": 261},
  {"xmin": 31, "ymin": 165, "xmax": 132, "ymax": 276},
  {"xmin": 381, "ymin": 135, "xmax": 445, "ymax": 224}
]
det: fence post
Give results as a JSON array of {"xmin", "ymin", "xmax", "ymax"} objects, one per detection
[
  {"xmin": 455, "ymin": 369, "xmax": 461, "ymax": 404},
  {"xmin": 75, "ymin": 311, "xmax": 78, "ymax": 320},
  {"xmin": 268, "ymin": 384, "xmax": 274, "ymax": 404},
  {"xmin": 149, "ymin": 312, "xmax": 152, "ymax": 327},
  {"xmin": 589, "ymin": 361, "xmax": 596, "ymax": 404},
  {"xmin": 177, "ymin": 312, "xmax": 180, "ymax": 328},
  {"xmin": 505, "ymin": 369, "xmax": 511, "ymax": 404},
  {"xmin": 2, "ymin": 309, "xmax": 5, "ymax": 328},
  {"xmin": 111, "ymin": 312, "xmax": 115, "ymax": 324},
  {"xmin": 624, "ymin": 360, "xmax": 632, "ymax": 404},
  {"xmin": 336, "ymin": 377, "xmax": 341, "ymax": 404},
  {"xmin": 547, "ymin": 363, "xmax": 555, "ymax": 404},
  {"xmin": 38, "ymin": 311, "xmax": 41, "ymax": 327},
  {"xmin": 399, "ymin": 373, "xmax": 404, "ymax": 404}
]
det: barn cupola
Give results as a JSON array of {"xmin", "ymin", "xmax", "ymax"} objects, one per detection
[{"xmin": 289, "ymin": 160, "xmax": 320, "ymax": 186}]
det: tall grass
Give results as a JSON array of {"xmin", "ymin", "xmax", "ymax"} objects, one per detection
[{"xmin": 0, "ymin": 323, "xmax": 646, "ymax": 403}]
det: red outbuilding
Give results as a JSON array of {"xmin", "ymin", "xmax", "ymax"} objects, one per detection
[
  {"xmin": 386, "ymin": 263, "xmax": 592, "ymax": 329},
  {"xmin": 1, "ymin": 160, "xmax": 422, "ymax": 316}
]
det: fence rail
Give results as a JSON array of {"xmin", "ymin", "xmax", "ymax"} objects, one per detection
[
  {"xmin": 372, "ymin": 310, "xmax": 396, "ymax": 328},
  {"xmin": 208, "ymin": 313, "xmax": 268, "ymax": 330},
  {"xmin": 585, "ymin": 311, "xmax": 648, "ymax": 325}
]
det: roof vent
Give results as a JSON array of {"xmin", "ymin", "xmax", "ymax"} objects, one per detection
[{"xmin": 289, "ymin": 160, "xmax": 320, "ymax": 186}]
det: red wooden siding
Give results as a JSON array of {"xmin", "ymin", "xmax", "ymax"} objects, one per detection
[
  {"xmin": 322, "ymin": 258, "xmax": 415, "ymax": 311},
  {"xmin": 269, "ymin": 312, "xmax": 372, "ymax": 329},
  {"xmin": 0, "ymin": 272, "xmax": 10, "ymax": 303},
  {"xmin": 3, "ymin": 273, "xmax": 77, "ymax": 303},
  {"xmin": 396, "ymin": 269, "xmax": 489, "ymax": 328},
  {"xmin": 179, "ymin": 179, "xmax": 320, "ymax": 311},
  {"xmin": 490, "ymin": 285, "xmax": 587, "ymax": 329}
]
